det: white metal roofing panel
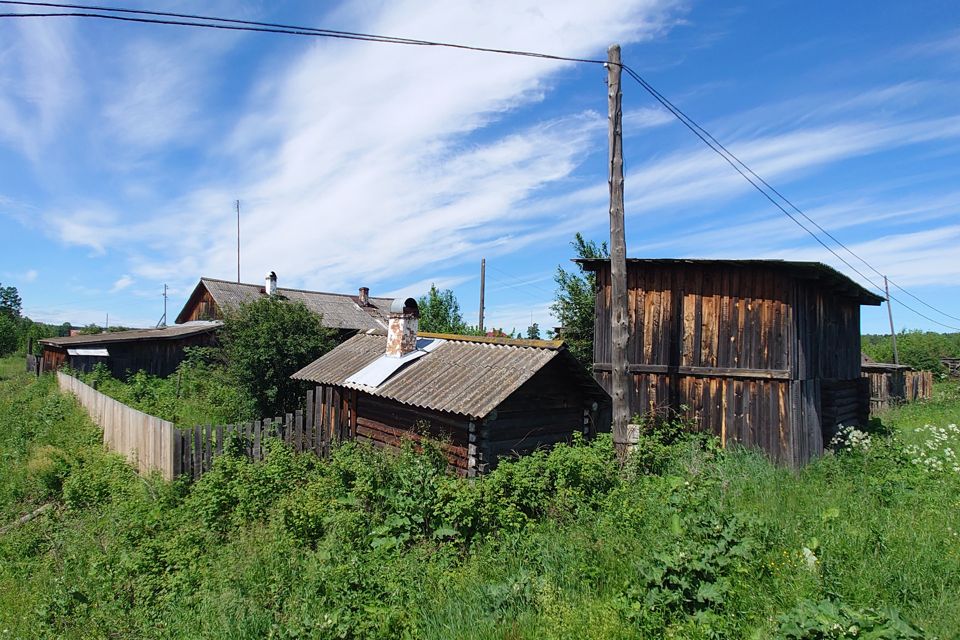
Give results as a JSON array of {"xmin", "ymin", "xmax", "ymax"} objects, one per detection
[
  {"xmin": 344, "ymin": 338, "xmax": 444, "ymax": 388},
  {"xmin": 67, "ymin": 348, "xmax": 109, "ymax": 357}
]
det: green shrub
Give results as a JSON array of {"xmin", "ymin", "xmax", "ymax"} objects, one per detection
[
  {"xmin": 61, "ymin": 454, "xmax": 138, "ymax": 509},
  {"xmin": 25, "ymin": 445, "xmax": 73, "ymax": 498},
  {"xmin": 775, "ymin": 599, "xmax": 929, "ymax": 639}
]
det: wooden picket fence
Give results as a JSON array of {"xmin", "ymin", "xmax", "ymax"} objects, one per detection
[{"xmin": 58, "ymin": 372, "xmax": 354, "ymax": 480}]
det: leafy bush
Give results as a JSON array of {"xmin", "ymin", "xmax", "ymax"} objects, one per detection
[
  {"xmin": 25, "ymin": 445, "xmax": 73, "ymax": 498},
  {"xmin": 220, "ymin": 296, "xmax": 336, "ymax": 416},
  {"xmin": 862, "ymin": 330, "xmax": 960, "ymax": 374},
  {"xmin": 775, "ymin": 599, "xmax": 928, "ymax": 639},
  {"xmin": 62, "ymin": 454, "xmax": 138, "ymax": 509}
]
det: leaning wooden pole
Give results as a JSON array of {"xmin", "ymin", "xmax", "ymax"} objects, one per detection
[
  {"xmin": 884, "ymin": 275, "xmax": 899, "ymax": 365},
  {"xmin": 607, "ymin": 44, "xmax": 632, "ymax": 461}
]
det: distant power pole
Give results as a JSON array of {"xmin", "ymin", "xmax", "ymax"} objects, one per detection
[
  {"xmin": 162, "ymin": 284, "xmax": 168, "ymax": 327},
  {"xmin": 236, "ymin": 200, "xmax": 241, "ymax": 283},
  {"xmin": 607, "ymin": 43, "xmax": 632, "ymax": 461},
  {"xmin": 884, "ymin": 275, "xmax": 899, "ymax": 365},
  {"xmin": 105, "ymin": 313, "xmax": 109, "ymax": 330},
  {"xmin": 479, "ymin": 258, "xmax": 486, "ymax": 333}
]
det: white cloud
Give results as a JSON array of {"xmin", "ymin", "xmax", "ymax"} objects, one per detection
[
  {"xmin": 111, "ymin": 274, "xmax": 134, "ymax": 293},
  {"xmin": 0, "ymin": 14, "xmax": 80, "ymax": 160},
  {"xmin": 98, "ymin": 1, "xmax": 683, "ymax": 286}
]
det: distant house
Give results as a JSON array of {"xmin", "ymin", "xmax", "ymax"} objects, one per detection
[
  {"xmin": 292, "ymin": 298, "xmax": 610, "ymax": 475},
  {"xmin": 577, "ymin": 258, "xmax": 884, "ymax": 466},
  {"xmin": 176, "ymin": 273, "xmax": 392, "ymax": 339},
  {"xmin": 38, "ymin": 321, "xmax": 220, "ymax": 378}
]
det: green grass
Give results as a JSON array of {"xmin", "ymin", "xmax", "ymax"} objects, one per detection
[{"xmin": 1, "ymin": 356, "xmax": 958, "ymax": 639}]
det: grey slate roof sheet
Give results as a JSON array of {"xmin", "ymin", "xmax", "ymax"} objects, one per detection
[
  {"xmin": 291, "ymin": 332, "xmax": 579, "ymax": 419},
  {"xmin": 39, "ymin": 321, "xmax": 221, "ymax": 347},
  {"xmin": 193, "ymin": 278, "xmax": 392, "ymax": 331}
]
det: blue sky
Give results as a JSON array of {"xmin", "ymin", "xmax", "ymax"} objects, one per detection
[{"xmin": 2, "ymin": 1, "xmax": 959, "ymax": 335}]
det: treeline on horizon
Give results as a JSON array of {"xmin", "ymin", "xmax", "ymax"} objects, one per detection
[{"xmin": 862, "ymin": 330, "xmax": 960, "ymax": 374}]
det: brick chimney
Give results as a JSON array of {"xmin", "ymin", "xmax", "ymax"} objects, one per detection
[
  {"xmin": 386, "ymin": 297, "xmax": 419, "ymax": 357},
  {"xmin": 265, "ymin": 271, "xmax": 278, "ymax": 296},
  {"xmin": 358, "ymin": 286, "xmax": 370, "ymax": 306}
]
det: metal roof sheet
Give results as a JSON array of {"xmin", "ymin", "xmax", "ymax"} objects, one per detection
[
  {"xmin": 345, "ymin": 337, "xmax": 443, "ymax": 388},
  {"xmin": 40, "ymin": 321, "xmax": 221, "ymax": 347},
  {"xmin": 575, "ymin": 258, "xmax": 885, "ymax": 305},
  {"xmin": 292, "ymin": 332, "xmax": 601, "ymax": 419},
  {"xmin": 67, "ymin": 348, "xmax": 110, "ymax": 357},
  {"xmin": 178, "ymin": 277, "xmax": 393, "ymax": 330}
]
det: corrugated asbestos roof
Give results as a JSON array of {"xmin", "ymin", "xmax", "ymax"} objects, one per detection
[
  {"xmin": 39, "ymin": 321, "xmax": 221, "ymax": 347},
  {"xmin": 176, "ymin": 277, "xmax": 392, "ymax": 330},
  {"xmin": 575, "ymin": 258, "xmax": 884, "ymax": 305},
  {"xmin": 292, "ymin": 332, "xmax": 599, "ymax": 419}
]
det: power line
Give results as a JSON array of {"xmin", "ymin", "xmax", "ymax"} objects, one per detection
[
  {"xmin": 619, "ymin": 64, "xmax": 960, "ymax": 331},
  {"xmin": 487, "ymin": 265, "xmax": 555, "ymax": 297},
  {"xmin": 619, "ymin": 64, "xmax": 960, "ymax": 327},
  {"xmin": 3, "ymin": 2, "xmax": 958, "ymax": 329},
  {"xmin": 0, "ymin": 1, "xmax": 607, "ymax": 65}
]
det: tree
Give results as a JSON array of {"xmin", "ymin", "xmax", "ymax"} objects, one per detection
[
  {"xmin": 220, "ymin": 296, "xmax": 336, "ymax": 416},
  {"xmin": 78, "ymin": 324, "xmax": 103, "ymax": 335},
  {"xmin": 418, "ymin": 285, "xmax": 474, "ymax": 335},
  {"xmin": 0, "ymin": 284, "xmax": 21, "ymax": 319},
  {"xmin": 0, "ymin": 314, "xmax": 17, "ymax": 356},
  {"xmin": 550, "ymin": 233, "xmax": 609, "ymax": 369},
  {"xmin": 525, "ymin": 323, "xmax": 541, "ymax": 340}
]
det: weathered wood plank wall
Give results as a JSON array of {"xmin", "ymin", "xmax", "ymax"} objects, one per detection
[{"xmin": 592, "ymin": 262, "xmax": 868, "ymax": 466}]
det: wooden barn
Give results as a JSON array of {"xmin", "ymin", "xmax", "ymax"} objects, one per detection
[
  {"xmin": 176, "ymin": 273, "xmax": 392, "ymax": 339},
  {"xmin": 292, "ymin": 298, "xmax": 610, "ymax": 475},
  {"xmin": 861, "ymin": 354, "xmax": 933, "ymax": 414},
  {"xmin": 578, "ymin": 258, "xmax": 884, "ymax": 466},
  {"xmin": 39, "ymin": 321, "xmax": 220, "ymax": 378}
]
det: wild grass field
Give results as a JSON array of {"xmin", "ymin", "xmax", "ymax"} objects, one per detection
[{"xmin": 1, "ymin": 355, "xmax": 959, "ymax": 639}]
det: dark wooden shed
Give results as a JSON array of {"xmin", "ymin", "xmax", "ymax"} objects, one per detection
[
  {"xmin": 39, "ymin": 322, "xmax": 220, "ymax": 379},
  {"xmin": 578, "ymin": 259, "xmax": 883, "ymax": 466},
  {"xmin": 292, "ymin": 329, "xmax": 610, "ymax": 475}
]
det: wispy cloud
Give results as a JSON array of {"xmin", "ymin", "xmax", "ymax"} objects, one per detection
[
  {"xmin": 110, "ymin": 274, "xmax": 134, "ymax": 293},
  {"xmin": 0, "ymin": 13, "xmax": 80, "ymax": 160},
  {"xmin": 46, "ymin": 0, "xmax": 687, "ymax": 294}
]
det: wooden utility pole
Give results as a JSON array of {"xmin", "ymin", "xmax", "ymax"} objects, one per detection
[
  {"xmin": 479, "ymin": 258, "xmax": 486, "ymax": 333},
  {"xmin": 884, "ymin": 275, "xmax": 899, "ymax": 365},
  {"xmin": 607, "ymin": 44, "xmax": 632, "ymax": 460},
  {"xmin": 236, "ymin": 200, "xmax": 241, "ymax": 283}
]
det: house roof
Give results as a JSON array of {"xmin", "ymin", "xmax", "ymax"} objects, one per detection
[
  {"xmin": 39, "ymin": 321, "xmax": 221, "ymax": 348},
  {"xmin": 291, "ymin": 331, "xmax": 608, "ymax": 419},
  {"xmin": 575, "ymin": 258, "xmax": 884, "ymax": 305},
  {"xmin": 174, "ymin": 277, "xmax": 393, "ymax": 330}
]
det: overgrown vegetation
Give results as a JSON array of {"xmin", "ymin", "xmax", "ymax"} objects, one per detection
[
  {"xmin": 220, "ymin": 295, "xmax": 336, "ymax": 416},
  {"xmin": 76, "ymin": 349, "xmax": 256, "ymax": 428},
  {"xmin": 862, "ymin": 330, "xmax": 960, "ymax": 374},
  {"xmin": 2, "ymin": 356, "xmax": 958, "ymax": 638}
]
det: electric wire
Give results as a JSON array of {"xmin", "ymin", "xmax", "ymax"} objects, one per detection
[
  {"xmin": 620, "ymin": 63, "xmax": 960, "ymax": 326},
  {"xmin": 620, "ymin": 64, "xmax": 960, "ymax": 331},
  {"xmin": 0, "ymin": 2, "xmax": 608, "ymax": 65},
  {"xmin": 2, "ymin": 1, "xmax": 958, "ymax": 329}
]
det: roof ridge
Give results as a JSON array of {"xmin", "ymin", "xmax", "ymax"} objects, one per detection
[
  {"xmin": 418, "ymin": 332, "xmax": 564, "ymax": 350},
  {"xmin": 200, "ymin": 276, "xmax": 392, "ymax": 300}
]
